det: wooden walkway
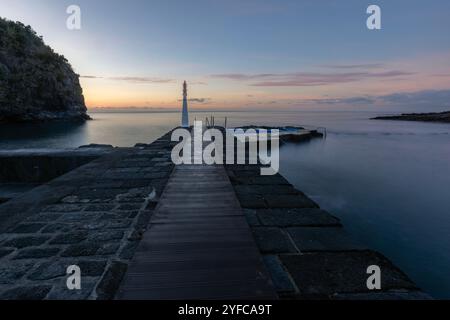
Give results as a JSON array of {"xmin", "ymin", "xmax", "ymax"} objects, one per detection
[{"xmin": 117, "ymin": 164, "xmax": 276, "ymax": 299}]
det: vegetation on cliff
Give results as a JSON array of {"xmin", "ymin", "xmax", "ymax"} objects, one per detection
[{"xmin": 0, "ymin": 18, "xmax": 89, "ymax": 122}]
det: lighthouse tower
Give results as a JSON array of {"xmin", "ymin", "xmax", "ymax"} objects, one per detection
[{"xmin": 181, "ymin": 81, "xmax": 189, "ymax": 128}]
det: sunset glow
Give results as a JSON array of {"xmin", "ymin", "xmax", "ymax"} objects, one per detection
[{"xmin": 1, "ymin": 0, "xmax": 450, "ymax": 110}]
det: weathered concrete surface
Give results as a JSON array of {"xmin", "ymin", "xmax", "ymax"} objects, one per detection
[
  {"xmin": 0, "ymin": 133, "xmax": 175, "ymax": 299},
  {"xmin": 0, "ymin": 183, "xmax": 39, "ymax": 204},
  {"xmin": 0, "ymin": 148, "xmax": 116, "ymax": 183},
  {"xmin": 225, "ymin": 164, "xmax": 432, "ymax": 300},
  {"xmin": 280, "ymin": 252, "xmax": 416, "ymax": 297}
]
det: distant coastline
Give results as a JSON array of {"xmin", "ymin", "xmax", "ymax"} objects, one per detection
[{"xmin": 372, "ymin": 111, "xmax": 450, "ymax": 123}]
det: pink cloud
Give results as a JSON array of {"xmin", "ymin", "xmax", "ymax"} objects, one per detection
[{"xmin": 211, "ymin": 70, "xmax": 415, "ymax": 87}]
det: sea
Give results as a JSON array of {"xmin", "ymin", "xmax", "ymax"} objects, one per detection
[{"xmin": 1, "ymin": 109, "xmax": 450, "ymax": 298}]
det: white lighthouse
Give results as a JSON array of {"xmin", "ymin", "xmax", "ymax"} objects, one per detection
[{"xmin": 181, "ymin": 81, "xmax": 189, "ymax": 128}]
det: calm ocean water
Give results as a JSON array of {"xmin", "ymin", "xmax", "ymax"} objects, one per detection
[{"xmin": 1, "ymin": 110, "xmax": 450, "ymax": 298}]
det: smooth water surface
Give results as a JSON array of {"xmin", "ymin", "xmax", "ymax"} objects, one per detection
[{"xmin": 1, "ymin": 110, "xmax": 450, "ymax": 298}]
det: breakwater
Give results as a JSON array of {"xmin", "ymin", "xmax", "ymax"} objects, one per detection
[
  {"xmin": 226, "ymin": 164, "xmax": 429, "ymax": 299},
  {"xmin": 0, "ymin": 128, "xmax": 430, "ymax": 300},
  {"xmin": 0, "ymin": 147, "xmax": 117, "ymax": 183}
]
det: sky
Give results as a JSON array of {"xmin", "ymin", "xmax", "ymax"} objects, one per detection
[{"xmin": 1, "ymin": 0, "xmax": 450, "ymax": 110}]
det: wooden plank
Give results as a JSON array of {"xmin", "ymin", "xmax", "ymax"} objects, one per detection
[{"xmin": 117, "ymin": 164, "xmax": 276, "ymax": 300}]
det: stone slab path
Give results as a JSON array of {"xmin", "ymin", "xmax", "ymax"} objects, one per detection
[
  {"xmin": 226, "ymin": 164, "xmax": 432, "ymax": 300},
  {"xmin": 0, "ymin": 133, "xmax": 176, "ymax": 300},
  {"xmin": 117, "ymin": 164, "xmax": 276, "ymax": 299}
]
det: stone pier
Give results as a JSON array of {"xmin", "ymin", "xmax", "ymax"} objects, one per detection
[
  {"xmin": 0, "ymin": 132, "xmax": 175, "ymax": 299},
  {"xmin": 226, "ymin": 164, "xmax": 431, "ymax": 300},
  {"xmin": 0, "ymin": 129, "xmax": 431, "ymax": 300}
]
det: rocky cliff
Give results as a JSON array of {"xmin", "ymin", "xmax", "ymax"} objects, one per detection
[{"xmin": 0, "ymin": 18, "xmax": 89, "ymax": 122}]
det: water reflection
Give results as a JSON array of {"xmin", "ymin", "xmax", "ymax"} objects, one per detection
[
  {"xmin": 1, "ymin": 110, "xmax": 450, "ymax": 298},
  {"xmin": 0, "ymin": 121, "xmax": 88, "ymax": 149}
]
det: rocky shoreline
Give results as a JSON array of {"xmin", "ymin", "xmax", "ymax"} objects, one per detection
[{"xmin": 372, "ymin": 111, "xmax": 450, "ymax": 123}]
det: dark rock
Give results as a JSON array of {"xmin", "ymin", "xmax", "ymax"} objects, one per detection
[
  {"xmin": 105, "ymin": 220, "xmax": 132, "ymax": 229},
  {"xmin": 121, "ymin": 179, "xmax": 155, "ymax": 188},
  {"xmin": 9, "ymin": 223, "xmax": 46, "ymax": 233},
  {"xmin": 0, "ymin": 248, "xmax": 14, "ymax": 258},
  {"xmin": 14, "ymin": 247, "xmax": 60, "ymax": 259},
  {"xmin": 74, "ymin": 188, "xmax": 125, "ymax": 201},
  {"xmin": 280, "ymin": 133, "xmax": 315, "ymax": 143},
  {"xmin": 77, "ymin": 260, "xmax": 107, "ymax": 276},
  {"xmin": 61, "ymin": 195, "xmax": 85, "ymax": 203},
  {"xmin": 145, "ymin": 201, "xmax": 158, "ymax": 209},
  {"xmin": 79, "ymin": 144, "xmax": 114, "ymax": 149},
  {"xmin": 85, "ymin": 204, "xmax": 116, "ymax": 212},
  {"xmin": 97, "ymin": 243, "xmax": 120, "ymax": 255},
  {"xmin": 128, "ymin": 229, "xmax": 144, "ymax": 242},
  {"xmin": 0, "ymin": 18, "xmax": 89, "ymax": 122},
  {"xmin": 28, "ymin": 261, "xmax": 66, "ymax": 280},
  {"xmin": 87, "ymin": 180, "xmax": 124, "ymax": 189},
  {"xmin": 61, "ymin": 243, "xmax": 100, "ymax": 257},
  {"xmin": 134, "ymin": 143, "xmax": 149, "ymax": 148},
  {"xmin": 96, "ymin": 261, "xmax": 128, "ymax": 300},
  {"xmin": 41, "ymin": 223, "xmax": 71, "ymax": 234},
  {"xmin": 372, "ymin": 111, "xmax": 450, "ymax": 123},
  {"xmin": 0, "ymin": 261, "xmax": 34, "ymax": 284},
  {"xmin": 3, "ymin": 235, "xmax": 50, "ymax": 248},
  {"xmin": 58, "ymin": 212, "xmax": 97, "ymax": 223},
  {"xmin": 88, "ymin": 230, "xmax": 124, "ymax": 242},
  {"xmin": 0, "ymin": 285, "xmax": 52, "ymax": 300},
  {"xmin": 236, "ymin": 194, "xmax": 267, "ymax": 209},
  {"xmin": 43, "ymin": 204, "xmax": 85, "ymax": 212},
  {"xmin": 287, "ymin": 227, "xmax": 367, "ymax": 252},
  {"xmin": 257, "ymin": 208, "xmax": 341, "ymax": 227},
  {"xmin": 262, "ymin": 255, "xmax": 296, "ymax": 294},
  {"xmin": 117, "ymin": 196, "xmax": 145, "ymax": 204},
  {"xmin": 117, "ymin": 204, "xmax": 142, "ymax": 211},
  {"xmin": 249, "ymin": 175, "xmax": 291, "ymax": 186},
  {"xmin": 0, "ymin": 151, "xmax": 106, "ymax": 184},
  {"xmin": 77, "ymin": 221, "xmax": 107, "ymax": 231},
  {"xmin": 127, "ymin": 211, "xmax": 139, "ymax": 219},
  {"xmin": 252, "ymin": 227, "xmax": 297, "ymax": 254},
  {"xmin": 0, "ymin": 197, "xmax": 10, "ymax": 204},
  {"xmin": 97, "ymin": 212, "xmax": 121, "ymax": 220},
  {"xmin": 119, "ymin": 241, "xmax": 140, "ymax": 260},
  {"xmin": 236, "ymin": 125, "xmax": 305, "ymax": 131},
  {"xmin": 49, "ymin": 231, "xmax": 88, "ymax": 245},
  {"xmin": 134, "ymin": 210, "xmax": 153, "ymax": 231},
  {"xmin": 242, "ymin": 209, "xmax": 260, "ymax": 226},
  {"xmin": 280, "ymin": 251, "xmax": 417, "ymax": 296},
  {"xmin": 264, "ymin": 194, "xmax": 318, "ymax": 209},
  {"xmin": 27, "ymin": 213, "xmax": 63, "ymax": 222}
]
